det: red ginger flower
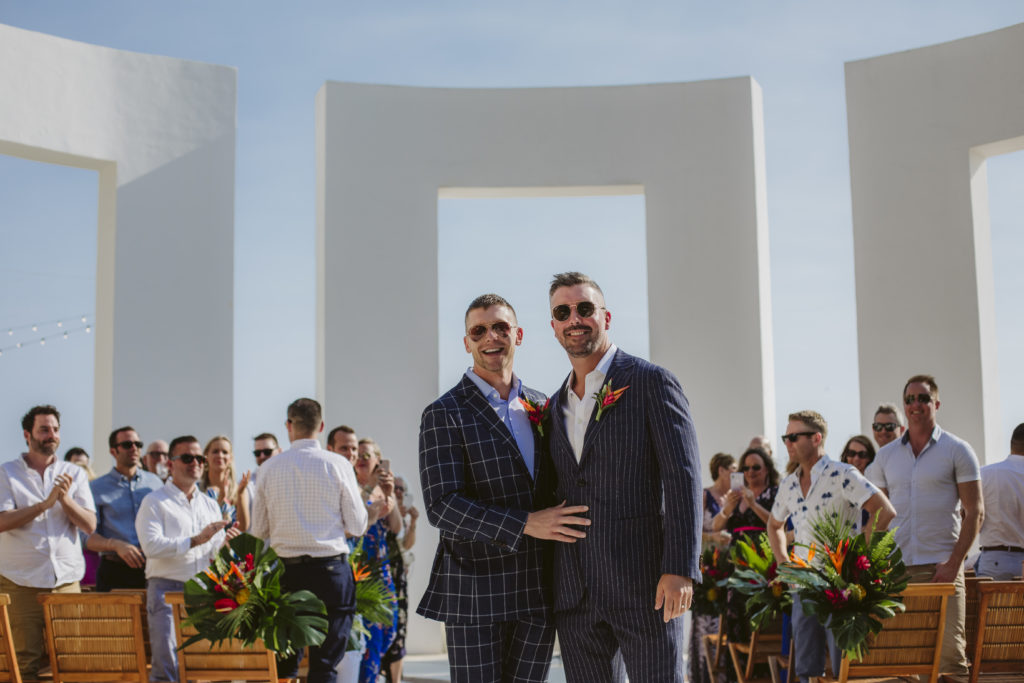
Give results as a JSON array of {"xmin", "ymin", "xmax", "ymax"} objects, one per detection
[
  {"xmin": 593, "ymin": 381, "xmax": 630, "ymax": 421},
  {"xmin": 518, "ymin": 396, "xmax": 551, "ymax": 436},
  {"xmin": 214, "ymin": 597, "xmax": 239, "ymax": 613}
]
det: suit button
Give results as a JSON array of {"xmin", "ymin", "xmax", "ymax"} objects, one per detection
[{"xmin": 577, "ymin": 478, "xmax": 586, "ymax": 487}]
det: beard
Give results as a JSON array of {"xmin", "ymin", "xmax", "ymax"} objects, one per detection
[
  {"xmin": 560, "ymin": 326, "xmax": 600, "ymax": 358},
  {"xmin": 30, "ymin": 436, "xmax": 60, "ymax": 456}
]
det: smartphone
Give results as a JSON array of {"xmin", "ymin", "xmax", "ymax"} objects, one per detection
[
  {"xmin": 730, "ymin": 471, "xmax": 745, "ymax": 492},
  {"xmin": 380, "ymin": 458, "xmax": 391, "ymax": 475}
]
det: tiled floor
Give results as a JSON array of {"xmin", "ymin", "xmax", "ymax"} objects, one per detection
[{"xmin": 403, "ymin": 653, "xmax": 568, "ymax": 682}]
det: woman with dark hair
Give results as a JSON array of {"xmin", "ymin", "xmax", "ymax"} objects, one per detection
[
  {"xmin": 711, "ymin": 447, "xmax": 781, "ymax": 659},
  {"xmin": 840, "ymin": 435, "xmax": 876, "ymax": 474}
]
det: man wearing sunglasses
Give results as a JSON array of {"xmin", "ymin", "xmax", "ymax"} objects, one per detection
[
  {"xmin": 143, "ymin": 440, "xmax": 171, "ymax": 480},
  {"xmin": 544, "ymin": 272, "xmax": 701, "ymax": 683},
  {"xmin": 865, "ymin": 374, "xmax": 981, "ymax": 677},
  {"xmin": 870, "ymin": 403, "xmax": 905, "ymax": 448},
  {"xmin": 87, "ymin": 425, "xmax": 163, "ymax": 591},
  {"xmin": 136, "ymin": 435, "xmax": 236, "ymax": 683},
  {"xmin": 418, "ymin": 293, "xmax": 590, "ymax": 683}
]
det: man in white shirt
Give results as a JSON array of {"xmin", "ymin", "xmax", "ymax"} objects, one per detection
[
  {"xmin": 0, "ymin": 405, "xmax": 97, "ymax": 680},
  {"xmin": 975, "ymin": 422, "xmax": 1024, "ymax": 580},
  {"xmin": 250, "ymin": 398, "xmax": 367, "ymax": 683},
  {"xmin": 136, "ymin": 435, "xmax": 233, "ymax": 682},
  {"xmin": 866, "ymin": 374, "xmax": 982, "ymax": 677}
]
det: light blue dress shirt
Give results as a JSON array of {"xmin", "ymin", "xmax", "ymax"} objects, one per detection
[
  {"xmin": 466, "ymin": 369, "xmax": 536, "ymax": 478},
  {"xmin": 90, "ymin": 467, "xmax": 164, "ymax": 547}
]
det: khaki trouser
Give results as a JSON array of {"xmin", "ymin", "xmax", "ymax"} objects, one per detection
[
  {"xmin": 0, "ymin": 574, "xmax": 80, "ymax": 677},
  {"xmin": 904, "ymin": 564, "xmax": 968, "ymax": 676}
]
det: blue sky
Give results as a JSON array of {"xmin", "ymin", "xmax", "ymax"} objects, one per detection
[{"xmin": 1, "ymin": 2, "xmax": 1022, "ymax": 476}]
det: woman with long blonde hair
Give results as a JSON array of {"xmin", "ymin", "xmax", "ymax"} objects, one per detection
[{"xmin": 200, "ymin": 435, "xmax": 250, "ymax": 532}]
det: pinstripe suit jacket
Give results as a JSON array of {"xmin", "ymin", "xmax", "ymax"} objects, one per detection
[
  {"xmin": 547, "ymin": 348, "xmax": 702, "ymax": 612},
  {"xmin": 417, "ymin": 374, "xmax": 553, "ymax": 624}
]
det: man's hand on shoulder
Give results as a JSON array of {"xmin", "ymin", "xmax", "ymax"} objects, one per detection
[
  {"xmin": 654, "ymin": 573, "xmax": 693, "ymax": 623},
  {"xmin": 524, "ymin": 500, "xmax": 590, "ymax": 542}
]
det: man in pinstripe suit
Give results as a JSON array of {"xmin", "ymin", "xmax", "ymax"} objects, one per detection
[
  {"xmin": 546, "ymin": 272, "xmax": 703, "ymax": 683},
  {"xmin": 418, "ymin": 293, "xmax": 592, "ymax": 683}
]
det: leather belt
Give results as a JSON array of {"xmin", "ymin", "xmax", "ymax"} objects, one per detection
[
  {"xmin": 980, "ymin": 545, "xmax": 1024, "ymax": 553},
  {"xmin": 280, "ymin": 553, "xmax": 345, "ymax": 566}
]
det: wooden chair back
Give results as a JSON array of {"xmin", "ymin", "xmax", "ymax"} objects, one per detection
[
  {"xmin": 37, "ymin": 592, "xmax": 148, "ymax": 683},
  {"xmin": 968, "ymin": 580, "xmax": 1024, "ymax": 683},
  {"xmin": 964, "ymin": 575, "xmax": 992, "ymax": 655},
  {"xmin": 0, "ymin": 595, "xmax": 22, "ymax": 683},
  {"xmin": 834, "ymin": 582, "xmax": 955, "ymax": 683},
  {"xmin": 701, "ymin": 618, "xmax": 728, "ymax": 681},
  {"xmin": 165, "ymin": 592, "xmax": 277, "ymax": 683},
  {"xmin": 728, "ymin": 613, "xmax": 786, "ymax": 683}
]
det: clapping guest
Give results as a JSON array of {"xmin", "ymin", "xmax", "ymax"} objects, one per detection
[
  {"xmin": 200, "ymin": 436, "xmax": 250, "ymax": 531},
  {"xmin": 839, "ymin": 435, "xmax": 875, "ymax": 474},
  {"xmin": 689, "ymin": 452, "xmax": 735, "ymax": 683}
]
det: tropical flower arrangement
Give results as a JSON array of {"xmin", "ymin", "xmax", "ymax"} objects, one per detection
[
  {"xmin": 693, "ymin": 544, "xmax": 732, "ymax": 617},
  {"xmin": 726, "ymin": 532, "xmax": 792, "ymax": 631},
  {"xmin": 776, "ymin": 513, "xmax": 909, "ymax": 662},
  {"xmin": 519, "ymin": 396, "xmax": 551, "ymax": 436},
  {"xmin": 347, "ymin": 537, "xmax": 398, "ymax": 651},
  {"xmin": 593, "ymin": 381, "xmax": 628, "ymax": 421},
  {"xmin": 182, "ymin": 533, "xmax": 327, "ymax": 656}
]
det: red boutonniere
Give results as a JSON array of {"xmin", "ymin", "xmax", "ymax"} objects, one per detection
[
  {"xmin": 519, "ymin": 396, "xmax": 551, "ymax": 436},
  {"xmin": 593, "ymin": 380, "xmax": 629, "ymax": 421}
]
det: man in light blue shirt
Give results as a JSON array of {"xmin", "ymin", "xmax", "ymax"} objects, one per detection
[{"xmin": 87, "ymin": 426, "xmax": 163, "ymax": 591}]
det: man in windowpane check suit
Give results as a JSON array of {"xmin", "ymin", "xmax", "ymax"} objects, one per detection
[
  {"xmin": 545, "ymin": 272, "xmax": 703, "ymax": 683},
  {"xmin": 418, "ymin": 293, "xmax": 591, "ymax": 683}
]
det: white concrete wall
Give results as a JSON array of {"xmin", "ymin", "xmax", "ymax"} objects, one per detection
[
  {"xmin": 846, "ymin": 23, "xmax": 1024, "ymax": 463},
  {"xmin": 0, "ymin": 24, "xmax": 236, "ymax": 467},
  {"xmin": 316, "ymin": 79, "xmax": 773, "ymax": 653}
]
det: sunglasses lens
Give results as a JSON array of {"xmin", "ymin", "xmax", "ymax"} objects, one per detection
[
  {"xmin": 492, "ymin": 322, "xmax": 511, "ymax": 335},
  {"xmin": 576, "ymin": 302, "xmax": 595, "ymax": 317},
  {"xmin": 552, "ymin": 305, "xmax": 571, "ymax": 321},
  {"xmin": 468, "ymin": 325, "xmax": 486, "ymax": 339}
]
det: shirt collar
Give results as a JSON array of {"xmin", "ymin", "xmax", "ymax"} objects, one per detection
[
  {"xmin": 900, "ymin": 424, "xmax": 942, "ymax": 446},
  {"xmin": 568, "ymin": 344, "xmax": 618, "ymax": 393},
  {"xmin": 465, "ymin": 368, "xmax": 522, "ymax": 404}
]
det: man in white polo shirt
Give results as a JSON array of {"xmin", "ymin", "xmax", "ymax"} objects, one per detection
[
  {"xmin": 136, "ymin": 435, "xmax": 234, "ymax": 682},
  {"xmin": 866, "ymin": 374, "xmax": 982, "ymax": 677},
  {"xmin": 975, "ymin": 423, "xmax": 1024, "ymax": 580}
]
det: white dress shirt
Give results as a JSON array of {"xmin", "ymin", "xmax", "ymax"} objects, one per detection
[
  {"xmin": 135, "ymin": 480, "xmax": 225, "ymax": 582},
  {"xmin": 978, "ymin": 454, "xmax": 1024, "ymax": 549},
  {"xmin": 562, "ymin": 344, "xmax": 618, "ymax": 462},
  {"xmin": 0, "ymin": 455, "xmax": 96, "ymax": 587},
  {"xmin": 249, "ymin": 438, "xmax": 367, "ymax": 558}
]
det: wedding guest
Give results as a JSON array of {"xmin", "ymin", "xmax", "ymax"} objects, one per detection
[
  {"xmin": 65, "ymin": 446, "xmax": 97, "ymax": 479},
  {"xmin": 839, "ymin": 435, "xmax": 875, "ymax": 474},
  {"xmin": 382, "ymin": 474, "xmax": 418, "ymax": 683},
  {"xmin": 143, "ymin": 440, "xmax": 170, "ymax": 481},
  {"xmin": 974, "ymin": 423, "xmax": 1024, "ymax": 580},
  {"xmin": 870, "ymin": 403, "xmax": 905, "ymax": 449},
  {"xmin": 688, "ymin": 452, "xmax": 735, "ymax": 683},
  {"xmin": 136, "ymin": 435, "xmax": 234, "ymax": 683},
  {"xmin": 200, "ymin": 435, "xmax": 250, "ymax": 531},
  {"xmin": 712, "ymin": 447, "xmax": 779, "ymax": 651},
  {"xmin": 65, "ymin": 447, "xmax": 100, "ymax": 586}
]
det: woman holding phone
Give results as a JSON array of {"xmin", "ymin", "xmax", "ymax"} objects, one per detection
[{"xmin": 711, "ymin": 446, "xmax": 781, "ymax": 662}]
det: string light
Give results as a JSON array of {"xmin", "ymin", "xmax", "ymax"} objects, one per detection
[
  {"xmin": 0, "ymin": 314, "xmax": 91, "ymax": 336},
  {"xmin": 0, "ymin": 316, "xmax": 94, "ymax": 358}
]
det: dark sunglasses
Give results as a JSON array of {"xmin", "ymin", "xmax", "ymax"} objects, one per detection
[
  {"xmin": 740, "ymin": 464, "xmax": 763, "ymax": 472},
  {"xmin": 872, "ymin": 422, "xmax": 900, "ymax": 432},
  {"xmin": 172, "ymin": 454, "xmax": 207, "ymax": 465},
  {"xmin": 904, "ymin": 393, "xmax": 933, "ymax": 405},
  {"xmin": 147, "ymin": 450, "xmax": 168, "ymax": 458},
  {"xmin": 117, "ymin": 440, "xmax": 144, "ymax": 450},
  {"xmin": 253, "ymin": 448, "xmax": 275, "ymax": 458},
  {"xmin": 551, "ymin": 301, "xmax": 601, "ymax": 322},
  {"xmin": 843, "ymin": 449, "xmax": 871, "ymax": 459},
  {"xmin": 781, "ymin": 431, "xmax": 816, "ymax": 443},
  {"xmin": 467, "ymin": 321, "xmax": 513, "ymax": 341}
]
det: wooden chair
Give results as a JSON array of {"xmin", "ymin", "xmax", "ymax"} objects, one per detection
[
  {"xmin": 813, "ymin": 582, "xmax": 955, "ymax": 683},
  {"xmin": 37, "ymin": 592, "xmax": 148, "ymax": 683},
  {"xmin": 0, "ymin": 595, "xmax": 22, "ymax": 683},
  {"xmin": 165, "ymin": 592, "xmax": 277, "ymax": 682},
  {"xmin": 729, "ymin": 613, "xmax": 787, "ymax": 683},
  {"xmin": 702, "ymin": 618, "xmax": 729, "ymax": 681},
  {"xmin": 963, "ymin": 575, "xmax": 992, "ymax": 656},
  {"xmin": 941, "ymin": 580, "xmax": 1024, "ymax": 683}
]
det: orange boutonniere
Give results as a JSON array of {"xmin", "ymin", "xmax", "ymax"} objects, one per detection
[
  {"xmin": 593, "ymin": 380, "xmax": 629, "ymax": 421},
  {"xmin": 519, "ymin": 396, "xmax": 551, "ymax": 436}
]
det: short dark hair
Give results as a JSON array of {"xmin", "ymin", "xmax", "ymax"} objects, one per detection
[
  {"xmin": 64, "ymin": 447, "xmax": 89, "ymax": 462},
  {"xmin": 22, "ymin": 405, "xmax": 60, "ymax": 432},
  {"xmin": 903, "ymin": 374, "xmax": 939, "ymax": 400},
  {"xmin": 549, "ymin": 271, "xmax": 604, "ymax": 298},
  {"xmin": 287, "ymin": 398, "xmax": 322, "ymax": 436},
  {"xmin": 327, "ymin": 425, "xmax": 355, "ymax": 449},
  {"xmin": 253, "ymin": 432, "xmax": 278, "ymax": 447},
  {"xmin": 464, "ymin": 294, "xmax": 516, "ymax": 324},
  {"xmin": 109, "ymin": 426, "xmax": 137, "ymax": 448},
  {"xmin": 168, "ymin": 435, "xmax": 200, "ymax": 458},
  {"xmin": 1011, "ymin": 423, "xmax": 1024, "ymax": 455},
  {"xmin": 708, "ymin": 452, "xmax": 735, "ymax": 481},
  {"xmin": 739, "ymin": 447, "xmax": 780, "ymax": 488}
]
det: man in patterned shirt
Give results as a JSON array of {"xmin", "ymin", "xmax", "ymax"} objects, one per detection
[{"xmin": 767, "ymin": 410, "xmax": 895, "ymax": 683}]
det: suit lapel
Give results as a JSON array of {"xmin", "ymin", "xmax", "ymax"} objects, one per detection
[
  {"xmin": 580, "ymin": 350, "xmax": 634, "ymax": 463},
  {"xmin": 457, "ymin": 375, "xmax": 530, "ymax": 479}
]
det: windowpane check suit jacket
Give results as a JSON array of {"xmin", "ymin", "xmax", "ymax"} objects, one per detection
[
  {"xmin": 417, "ymin": 374, "xmax": 554, "ymax": 624},
  {"xmin": 546, "ymin": 348, "xmax": 702, "ymax": 612}
]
